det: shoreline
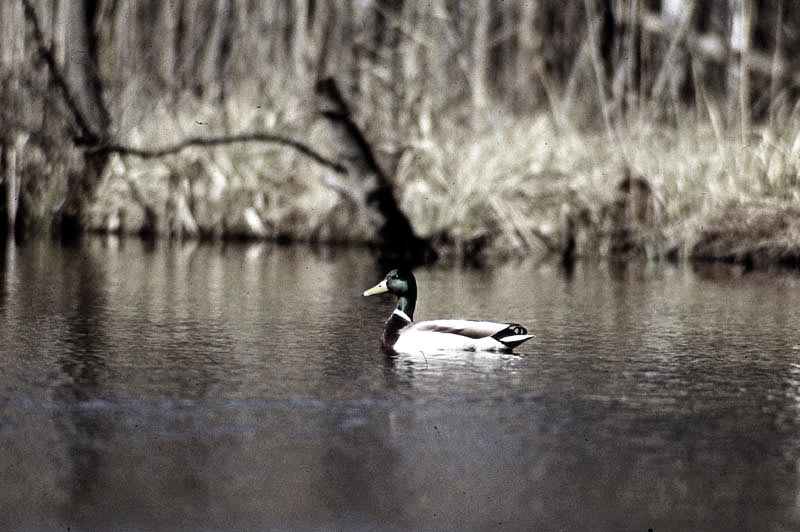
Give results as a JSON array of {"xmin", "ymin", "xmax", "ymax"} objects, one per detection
[{"xmin": 64, "ymin": 109, "xmax": 799, "ymax": 271}]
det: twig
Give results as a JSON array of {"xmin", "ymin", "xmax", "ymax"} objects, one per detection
[
  {"xmin": 738, "ymin": 0, "xmax": 754, "ymax": 144},
  {"xmin": 768, "ymin": 0, "xmax": 784, "ymax": 129},
  {"xmin": 583, "ymin": 0, "xmax": 620, "ymax": 152},
  {"xmin": 645, "ymin": 2, "xmax": 696, "ymax": 128}
]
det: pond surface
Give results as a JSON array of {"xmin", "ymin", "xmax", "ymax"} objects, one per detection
[{"xmin": 2, "ymin": 237, "xmax": 800, "ymax": 531}]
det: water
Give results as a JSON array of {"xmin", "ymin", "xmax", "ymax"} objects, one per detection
[{"xmin": 2, "ymin": 238, "xmax": 800, "ymax": 531}]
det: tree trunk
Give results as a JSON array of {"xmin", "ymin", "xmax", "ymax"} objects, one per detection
[
  {"xmin": 315, "ymin": 78, "xmax": 436, "ymax": 266},
  {"xmin": 60, "ymin": 0, "xmax": 111, "ymax": 238}
]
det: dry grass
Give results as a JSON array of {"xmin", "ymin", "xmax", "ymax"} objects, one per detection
[
  {"xmin": 391, "ymin": 96, "xmax": 800, "ymax": 263},
  {"xmin": 88, "ymin": 94, "xmax": 374, "ymax": 243},
  {"xmin": 79, "ymin": 13, "xmax": 800, "ymax": 265},
  {"xmin": 8, "ymin": 2, "xmax": 799, "ymax": 266},
  {"xmin": 85, "ymin": 91, "xmax": 800, "ymax": 266}
]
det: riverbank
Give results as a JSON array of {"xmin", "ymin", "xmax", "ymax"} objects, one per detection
[
  {"xmin": 6, "ymin": 2, "xmax": 798, "ymax": 269},
  {"xmin": 82, "ymin": 102, "xmax": 800, "ymax": 269}
]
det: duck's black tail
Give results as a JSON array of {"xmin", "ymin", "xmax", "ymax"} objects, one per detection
[{"xmin": 492, "ymin": 324, "xmax": 535, "ymax": 349}]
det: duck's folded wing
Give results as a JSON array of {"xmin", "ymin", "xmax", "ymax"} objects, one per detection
[{"xmin": 412, "ymin": 319, "xmax": 529, "ymax": 340}]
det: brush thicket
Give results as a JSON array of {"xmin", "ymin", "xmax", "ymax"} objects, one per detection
[{"xmin": 7, "ymin": 2, "xmax": 798, "ymax": 265}]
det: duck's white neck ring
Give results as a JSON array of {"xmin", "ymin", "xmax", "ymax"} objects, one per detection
[{"xmin": 392, "ymin": 308, "xmax": 412, "ymax": 323}]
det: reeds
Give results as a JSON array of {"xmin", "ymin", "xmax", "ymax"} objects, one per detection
[
  {"xmin": 82, "ymin": 56, "xmax": 800, "ymax": 264},
  {"xmin": 4, "ymin": 1, "xmax": 800, "ymax": 265},
  {"xmin": 85, "ymin": 86, "xmax": 800, "ymax": 265},
  {"xmin": 395, "ymin": 85, "xmax": 800, "ymax": 263},
  {"xmin": 87, "ymin": 94, "xmax": 375, "ymax": 243}
]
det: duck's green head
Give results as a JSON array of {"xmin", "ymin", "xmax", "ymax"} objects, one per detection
[{"xmin": 363, "ymin": 269, "xmax": 417, "ymax": 319}]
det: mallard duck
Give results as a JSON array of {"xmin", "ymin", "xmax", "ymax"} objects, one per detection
[{"xmin": 363, "ymin": 269, "xmax": 534, "ymax": 354}]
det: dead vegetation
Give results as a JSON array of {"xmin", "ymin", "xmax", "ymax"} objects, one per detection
[
  {"xmin": 3, "ymin": 1, "xmax": 800, "ymax": 268},
  {"xmin": 692, "ymin": 202, "xmax": 800, "ymax": 268}
]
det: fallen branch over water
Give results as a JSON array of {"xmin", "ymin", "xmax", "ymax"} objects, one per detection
[{"xmin": 86, "ymin": 133, "xmax": 346, "ymax": 174}]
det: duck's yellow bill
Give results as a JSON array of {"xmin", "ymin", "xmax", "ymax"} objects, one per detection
[{"xmin": 363, "ymin": 279, "xmax": 389, "ymax": 296}]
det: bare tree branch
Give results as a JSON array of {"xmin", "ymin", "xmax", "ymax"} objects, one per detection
[{"xmin": 85, "ymin": 132, "xmax": 346, "ymax": 174}]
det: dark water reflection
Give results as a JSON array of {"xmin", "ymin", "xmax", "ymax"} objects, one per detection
[{"xmin": 2, "ymin": 238, "xmax": 800, "ymax": 531}]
